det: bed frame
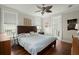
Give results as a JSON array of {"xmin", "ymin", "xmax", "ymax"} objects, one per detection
[{"xmin": 17, "ymin": 26, "xmax": 56, "ymax": 55}]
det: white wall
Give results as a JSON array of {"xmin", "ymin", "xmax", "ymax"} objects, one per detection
[
  {"xmin": 18, "ymin": 12, "xmax": 36, "ymax": 26},
  {"xmin": 0, "ymin": 6, "xmax": 35, "ymax": 35},
  {"xmin": 18, "ymin": 13, "xmax": 25, "ymax": 25},
  {"xmin": 0, "ymin": 8, "xmax": 1, "ymax": 32},
  {"xmin": 0, "ymin": 5, "xmax": 35, "ymax": 26},
  {"xmin": 32, "ymin": 16, "xmax": 42, "ymax": 26},
  {"xmin": 62, "ymin": 10, "xmax": 79, "ymax": 43}
]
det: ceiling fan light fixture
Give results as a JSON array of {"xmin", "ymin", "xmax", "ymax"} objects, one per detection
[{"xmin": 41, "ymin": 11, "xmax": 44, "ymax": 15}]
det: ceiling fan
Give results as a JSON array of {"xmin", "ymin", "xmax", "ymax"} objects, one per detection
[{"xmin": 35, "ymin": 4, "xmax": 53, "ymax": 15}]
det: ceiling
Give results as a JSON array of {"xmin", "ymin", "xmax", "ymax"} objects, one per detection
[{"xmin": 3, "ymin": 4, "xmax": 79, "ymax": 17}]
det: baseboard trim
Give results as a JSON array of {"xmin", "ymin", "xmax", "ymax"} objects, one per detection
[{"xmin": 62, "ymin": 40, "xmax": 72, "ymax": 43}]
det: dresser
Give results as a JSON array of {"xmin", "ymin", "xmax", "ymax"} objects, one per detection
[
  {"xmin": 0, "ymin": 33, "xmax": 11, "ymax": 55},
  {"xmin": 71, "ymin": 35, "xmax": 79, "ymax": 55}
]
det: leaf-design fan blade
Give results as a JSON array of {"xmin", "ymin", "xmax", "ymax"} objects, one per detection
[
  {"xmin": 46, "ymin": 5, "xmax": 53, "ymax": 10},
  {"xmin": 36, "ymin": 5, "xmax": 42, "ymax": 9},
  {"xmin": 46, "ymin": 10, "xmax": 52, "ymax": 13},
  {"xmin": 35, "ymin": 10, "xmax": 41, "ymax": 12}
]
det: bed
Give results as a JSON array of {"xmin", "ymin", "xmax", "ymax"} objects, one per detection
[{"xmin": 17, "ymin": 26, "xmax": 57, "ymax": 55}]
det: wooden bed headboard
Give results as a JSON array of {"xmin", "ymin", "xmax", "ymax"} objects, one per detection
[{"xmin": 17, "ymin": 26, "xmax": 37, "ymax": 34}]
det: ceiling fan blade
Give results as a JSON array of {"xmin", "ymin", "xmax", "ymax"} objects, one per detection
[
  {"xmin": 36, "ymin": 5, "xmax": 52, "ymax": 15},
  {"xmin": 46, "ymin": 5, "xmax": 53, "ymax": 10},
  {"xmin": 46, "ymin": 10, "xmax": 52, "ymax": 13},
  {"xmin": 35, "ymin": 10, "xmax": 41, "ymax": 12},
  {"xmin": 36, "ymin": 5, "xmax": 42, "ymax": 9}
]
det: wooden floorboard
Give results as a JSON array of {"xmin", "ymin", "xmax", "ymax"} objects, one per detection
[{"xmin": 11, "ymin": 40, "xmax": 71, "ymax": 55}]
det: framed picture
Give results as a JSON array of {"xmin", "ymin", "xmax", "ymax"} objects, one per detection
[{"xmin": 67, "ymin": 19, "xmax": 77, "ymax": 30}]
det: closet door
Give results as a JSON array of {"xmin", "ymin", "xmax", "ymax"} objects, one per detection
[
  {"xmin": 52, "ymin": 17, "xmax": 58, "ymax": 37},
  {"xmin": 52, "ymin": 15, "xmax": 62, "ymax": 40},
  {"xmin": 42, "ymin": 16, "xmax": 52, "ymax": 35}
]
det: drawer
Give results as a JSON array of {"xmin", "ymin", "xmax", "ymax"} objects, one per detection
[{"xmin": 0, "ymin": 40, "xmax": 11, "ymax": 55}]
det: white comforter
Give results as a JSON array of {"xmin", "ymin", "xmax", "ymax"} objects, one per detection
[{"xmin": 18, "ymin": 34, "xmax": 57, "ymax": 55}]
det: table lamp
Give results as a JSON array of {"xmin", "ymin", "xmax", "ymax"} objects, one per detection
[{"xmin": 75, "ymin": 24, "xmax": 79, "ymax": 35}]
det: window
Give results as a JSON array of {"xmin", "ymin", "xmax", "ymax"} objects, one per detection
[{"xmin": 2, "ymin": 10, "xmax": 18, "ymax": 37}]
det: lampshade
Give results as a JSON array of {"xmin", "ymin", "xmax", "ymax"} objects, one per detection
[
  {"xmin": 0, "ymin": 33, "xmax": 10, "ymax": 41},
  {"xmin": 75, "ymin": 24, "xmax": 78, "ymax": 30},
  {"xmin": 37, "ymin": 26, "xmax": 41, "ymax": 29}
]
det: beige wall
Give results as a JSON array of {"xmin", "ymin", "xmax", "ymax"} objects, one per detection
[{"xmin": 62, "ymin": 10, "xmax": 79, "ymax": 43}]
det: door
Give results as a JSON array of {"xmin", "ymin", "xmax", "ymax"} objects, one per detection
[{"xmin": 52, "ymin": 15, "xmax": 62, "ymax": 40}]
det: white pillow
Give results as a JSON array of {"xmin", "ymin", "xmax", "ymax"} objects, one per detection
[
  {"xmin": 25, "ymin": 33, "xmax": 30, "ymax": 36},
  {"xmin": 30, "ymin": 32, "xmax": 38, "ymax": 36},
  {"xmin": 30, "ymin": 31, "xmax": 34, "ymax": 34},
  {"xmin": 18, "ymin": 33, "xmax": 30, "ymax": 38}
]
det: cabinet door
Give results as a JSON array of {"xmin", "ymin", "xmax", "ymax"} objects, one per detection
[{"xmin": 0, "ymin": 40, "xmax": 11, "ymax": 55}]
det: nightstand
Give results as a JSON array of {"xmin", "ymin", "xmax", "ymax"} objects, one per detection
[
  {"xmin": 0, "ymin": 33, "xmax": 11, "ymax": 55},
  {"xmin": 39, "ymin": 32, "xmax": 44, "ymax": 35}
]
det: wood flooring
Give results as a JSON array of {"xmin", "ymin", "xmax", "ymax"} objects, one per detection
[{"xmin": 11, "ymin": 40, "xmax": 71, "ymax": 55}]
